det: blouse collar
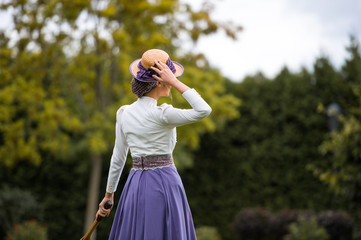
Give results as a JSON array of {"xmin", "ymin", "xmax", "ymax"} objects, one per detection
[{"xmin": 138, "ymin": 96, "xmax": 157, "ymax": 106}]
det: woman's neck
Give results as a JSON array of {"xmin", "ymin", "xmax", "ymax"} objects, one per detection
[{"xmin": 144, "ymin": 90, "xmax": 160, "ymax": 100}]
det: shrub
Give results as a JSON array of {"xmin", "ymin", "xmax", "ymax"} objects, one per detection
[
  {"xmin": 269, "ymin": 209, "xmax": 303, "ymax": 240},
  {"xmin": 232, "ymin": 208, "xmax": 272, "ymax": 240},
  {"xmin": 0, "ymin": 186, "xmax": 43, "ymax": 238},
  {"xmin": 232, "ymin": 208, "xmax": 355, "ymax": 240},
  {"xmin": 196, "ymin": 226, "xmax": 222, "ymax": 240},
  {"xmin": 284, "ymin": 216, "xmax": 329, "ymax": 240},
  {"xmin": 318, "ymin": 211, "xmax": 354, "ymax": 240},
  {"xmin": 6, "ymin": 220, "xmax": 47, "ymax": 240}
]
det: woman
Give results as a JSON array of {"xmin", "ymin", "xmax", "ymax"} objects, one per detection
[{"xmin": 97, "ymin": 49, "xmax": 212, "ymax": 240}]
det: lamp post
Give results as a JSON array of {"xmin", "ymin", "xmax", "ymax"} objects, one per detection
[{"xmin": 326, "ymin": 102, "xmax": 341, "ymax": 132}]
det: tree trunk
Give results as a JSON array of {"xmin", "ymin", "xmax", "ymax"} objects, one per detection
[
  {"xmin": 83, "ymin": 33, "xmax": 106, "ymax": 239},
  {"xmin": 83, "ymin": 154, "xmax": 102, "ymax": 239}
]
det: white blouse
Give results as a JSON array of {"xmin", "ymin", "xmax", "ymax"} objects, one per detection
[{"xmin": 106, "ymin": 88, "xmax": 212, "ymax": 193}]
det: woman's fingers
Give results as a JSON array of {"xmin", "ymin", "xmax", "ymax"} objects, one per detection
[
  {"xmin": 98, "ymin": 200, "xmax": 112, "ymax": 217},
  {"xmin": 154, "ymin": 60, "xmax": 161, "ymax": 69},
  {"xmin": 152, "ymin": 74, "xmax": 161, "ymax": 82},
  {"xmin": 154, "ymin": 60, "xmax": 166, "ymax": 70},
  {"xmin": 151, "ymin": 61, "xmax": 165, "ymax": 73},
  {"xmin": 150, "ymin": 66, "xmax": 161, "ymax": 74},
  {"xmin": 97, "ymin": 210, "xmax": 104, "ymax": 217},
  {"xmin": 96, "ymin": 211, "xmax": 103, "ymax": 219},
  {"xmin": 151, "ymin": 60, "xmax": 177, "ymax": 85},
  {"xmin": 97, "ymin": 208, "xmax": 109, "ymax": 217}
]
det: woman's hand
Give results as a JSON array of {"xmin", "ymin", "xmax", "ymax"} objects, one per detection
[
  {"xmin": 96, "ymin": 193, "xmax": 114, "ymax": 219},
  {"xmin": 151, "ymin": 60, "xmax": 177, "ymax": 85},
  {"xmin": 151, "ymin": 60, "xmax": 190, "ymax": 94}
]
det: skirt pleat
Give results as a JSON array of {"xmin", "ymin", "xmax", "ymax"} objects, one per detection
[{"xmin": 108, "ymin": 166, "xmax": 197, "ymax": 240}]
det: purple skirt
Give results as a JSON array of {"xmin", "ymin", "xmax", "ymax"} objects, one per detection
[{"xmin": 108, "ymin": 165, "xmax": 197, "ymax": 240}]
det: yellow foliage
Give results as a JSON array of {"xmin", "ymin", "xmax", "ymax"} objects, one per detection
[
  {"xmin": 100, "ymin": 3, "xmax": 118, "ymax": 17},
  {"xmin": 89, "ymin": 131, "xmax": 108, "ymax": 155},
  {"xmin": 0, "ymin": 0, "xmax": 242, "ymax": 169}
]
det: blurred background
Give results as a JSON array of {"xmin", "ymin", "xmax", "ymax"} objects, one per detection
[{"xmin": 0, "ymin": 0, "xmax": 360, "ymax": 240}]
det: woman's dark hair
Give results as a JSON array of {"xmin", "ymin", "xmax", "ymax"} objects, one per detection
[{"xmin": 131, "ymin": 78, "xmax": 157, "ymax": 98}]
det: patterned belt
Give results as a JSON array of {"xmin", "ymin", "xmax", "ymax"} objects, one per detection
[{"xmin": 132, "ymin": 154, "xmax": 174, "ymax": 170}]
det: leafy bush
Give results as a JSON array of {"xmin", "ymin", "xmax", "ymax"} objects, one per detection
[
  {"xmin": 269, "ymin": 209, "xmax": 304, "ymax": 240},
  {"xmin": 284, "ymin": 216, "xmax": 329, "ymax": 240},
  {"xmin": 0, "ymin": 186, "xmax": 43, "ymax": 237},
  {"xmin": 196, "ymin": 226, "xmax": 221, "ymax": 240},
  {"xmin": 6, "ymin": 220, "xmax": 47, "ymax": 240},
  {"xmin": 232, "ymin": 208, "xmax": 272, "ymax": 240},
  {"xmin": 232, "ymin": 208, "xmax": 354, "ymax": 240},
  {"xmin": 318, "ymin": 211, "xmax": 354, "ymax": 240}
]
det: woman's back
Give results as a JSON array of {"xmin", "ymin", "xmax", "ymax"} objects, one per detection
[{"xmin": 121, "ymin": 96, "xmax": 176, "ymax": 158}]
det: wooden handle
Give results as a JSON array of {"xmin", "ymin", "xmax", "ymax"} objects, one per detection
[
  {"xmin": 80, "ymin": 221, "xmax": 100, "ymax": 240},
  {"xmin": 96, "ymin": 200, "xmax": 113, "ymax": 222},
  {"xmin": 80, "ymin": 200, "xmax": 113, "ymax": 240}
]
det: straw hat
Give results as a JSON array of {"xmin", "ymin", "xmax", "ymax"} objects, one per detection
[{"xmin": 129, "ymin": 49, "xmax": 184, "ymax": 82}]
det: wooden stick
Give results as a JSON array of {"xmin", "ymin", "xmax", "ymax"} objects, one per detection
[{"xmin": 80, "ymin": 201, "xmax": 113, "ymax": 240}]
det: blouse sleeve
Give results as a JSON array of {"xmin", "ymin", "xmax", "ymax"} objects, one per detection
[
  {"xmin": 159, "ymin": 88, "xmax": 212, "ymax": 127},
  {"xmin": 106, "ymin": 106, "xmax": 129, "ymax": 193}
]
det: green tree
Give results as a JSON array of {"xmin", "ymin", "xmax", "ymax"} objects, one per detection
[
  {"xmin": 310, "ymin": 37, "xmax": 361, "ymax": 220},
  {"xmin": 183, "ymin": 59, "xmax": 348, "ymax": 239},
  {"xmin": 0, "ymin": 27, "xmax": 82, "ymax": 168},
  {"xmin": 0, "ymin": 0, "xmax": 241, "ymax": 237}
]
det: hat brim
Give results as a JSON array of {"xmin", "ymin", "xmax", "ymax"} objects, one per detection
[{"xmin": 129, "ymin": 59, "xmax": 184, "ymax": 82}]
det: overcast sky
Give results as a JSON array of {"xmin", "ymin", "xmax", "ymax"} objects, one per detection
[
  {"xmin": 1, "ymin": 0, "xmax": 360, "ymax": 82},
  {"xmin": 185, "ymin": 0, "xmax": 361, "ymax": 81}
]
